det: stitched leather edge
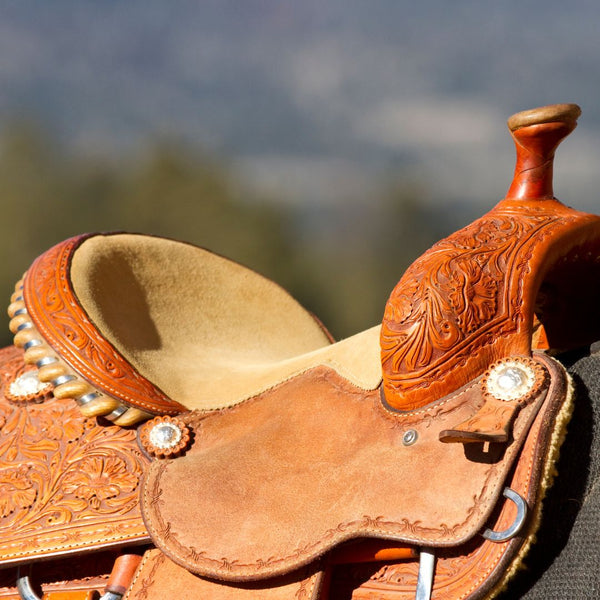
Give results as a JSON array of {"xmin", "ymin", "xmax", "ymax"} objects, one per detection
[
  {"xmin": 24, "ymin": 234, "xmax": 184, "ymax": 415},
  {"xmin": 140, "ymin": 356, "xmax": 560, "ymax": 581}
]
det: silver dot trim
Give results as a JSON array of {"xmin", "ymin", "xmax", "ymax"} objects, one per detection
[{"xmin": 402, "ymin": 429, "xmax": 418, "ymax": 446}]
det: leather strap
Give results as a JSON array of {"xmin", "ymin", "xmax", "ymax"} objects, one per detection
[{"xmin": 123, "ymin": 550, "xmax": 324, "ymax": 600}]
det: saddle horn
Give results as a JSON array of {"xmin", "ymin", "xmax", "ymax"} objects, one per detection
[{"xmin": 381, "ymin": 103, "xmax": 600, "ymax": 411}]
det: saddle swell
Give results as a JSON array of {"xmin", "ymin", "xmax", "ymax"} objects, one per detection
[
  {"xmin": 381, "ymin": 103, "xmax": 600, "ymax": 412},
  {"xmin": 1, "ymin": 103, "xmax": 600, "ymax": 600}
]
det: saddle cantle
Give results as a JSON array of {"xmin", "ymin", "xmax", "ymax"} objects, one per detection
[
  {"xmin": 11, "ymin": 233, "xmax": 381, "ymax": 426},
  {"xmin": 2, "ymin": 103, "xmax": 600, "ymax": 599}
]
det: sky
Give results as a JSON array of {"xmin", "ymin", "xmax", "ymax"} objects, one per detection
[{"xmin": 1, "ymin": 0, "xmax": 600, "ymax": 211}]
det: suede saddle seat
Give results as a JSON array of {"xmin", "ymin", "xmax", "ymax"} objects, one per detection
[
  {"xmin": 11, "ymin": 233, "xmax": 383, "ymax": 426},
  {"xmin": 2, "ymin": 231, "xmax": 378, "ymax": 574},
  {"xmin": 5, "ymin": 103, "xmax": 600, "ymax": 600}
]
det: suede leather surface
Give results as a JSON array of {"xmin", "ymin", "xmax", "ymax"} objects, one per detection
[
  {"xmin": 141, "ymin": 353, "xmax": 564, "ymax": 583},
  {"xmin": 330, "ymin": 360, "xmax": 570, "ymax": 599},
  {"xmin": 123, "ymin": 549, "xmax": 323, "ymax": 600},
  {"xmin": 69, "ymin": 234, "xmax": 382, "ymax": 411}
]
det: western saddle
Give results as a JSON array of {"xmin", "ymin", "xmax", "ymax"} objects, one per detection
[{"xmin": 1, "ymin": 103, "xmax": 600, "ymax": 599}]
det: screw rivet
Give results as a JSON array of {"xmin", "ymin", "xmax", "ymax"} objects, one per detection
[{"xmin": 403, "ymin": 429, "xmax": 418, "ymax": 446}]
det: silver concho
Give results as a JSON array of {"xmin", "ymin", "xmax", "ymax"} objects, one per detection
[
  {"xmin": 484, "ymin": 358, "xmax": 544, "ymax": 402},
  {"xmin": 139, "ymin": 416, "xmax": 191, "ymax": 458},
  {"xmin": 8, "ymin": 370, "xmax": 51, "ymax": 399},
  {"xmin": 149, "ymin": 422, "xmax": 183, "ymax": 449}
]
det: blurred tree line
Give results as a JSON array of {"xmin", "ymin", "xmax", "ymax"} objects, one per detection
[{"xmin": 0, "ymin": 121, "xmax": 450, "ymax": 347}]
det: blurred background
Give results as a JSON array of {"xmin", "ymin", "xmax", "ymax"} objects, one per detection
[{"xmin": 1, "ymin": 0, "xmax": 600, "ymax": 345}]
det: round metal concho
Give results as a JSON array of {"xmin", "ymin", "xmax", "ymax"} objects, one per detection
[
  {"xmin": 139, "ymin": 416, "xmax": 191, "ymax": 458},
  {"xmin": 483, "ymin": 357, "xmax": 545, "ymax": 403},
  {"xmin": 150, "ymin": 422, "xmax": 182, "ymax": 449},
  {"xmin": 6, "ymin": 370, "xmax": 51, "ymax": 403}
]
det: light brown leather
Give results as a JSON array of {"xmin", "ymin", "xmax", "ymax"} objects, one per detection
[
  {"xmin": 141, "ymin": 353, "xmax": 564, "ymax": 584},
  {"xmin": 0, "ymin": 550, "xmax": 117, "ymax": 598},
  {"xmin": 19, "ymin": 234, "xmax": 382, "ymax": 425},
  {"xmin": 123, "ymin": 549, "xmax": 324, "ymax": 600},
  {"xmin": 381, "ymin": 199, "xmax": 600, "ymax": 412},
  {"xmin": 131, "ymin": 352, "xmax": 569, "ymax": 600},
  {"xmin": 381, "ymin": 103, "xmax": 600, "ymax": 411},
  {"xmin": 332, "ymin": 355, "xmax": 571, "ymax": 599},
  {"xmin": 0, "ymin": 594, "xmax": 95, "ymax": 600},
  {"xmin": 104, "ymin": 554, "xmax": 143, "ymax": 596},
  {"xmin": 0, "ymin": 346, "xmax": 149, "ymax": 566},
  {"xmin": 68, "ymin": 234, "xmax": 335, "ymax": 408},
  {"xmin": 41, "ymin": 594, "xmax": 97, "ymax": 600}
]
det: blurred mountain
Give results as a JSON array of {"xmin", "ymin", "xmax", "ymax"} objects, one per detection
[
  {"xmin": 0, "ymin": 1, "xmax": 599, "ymax": 340},
  {"xmin": 0, "ymin": 0, "xmax": 599, "ymax": 211},
  {"xmin": 0, "ymin": 123, "xmax": 443, "ymax": 344}
]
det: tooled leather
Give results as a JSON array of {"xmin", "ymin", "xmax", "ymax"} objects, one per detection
[
  {"xmin": 1, "ymin": 351, "xmax": 52, "ymax": 405},
  {"xmin": 0, "ymin": 550, "xmax": 116, "ymax": 598},
  {"xmin": 331, "ymin": 354, "xmax": 569, "ymax": 599},
  {"xmin": 381, "ymin": 201, "xmax": 600, "ymax": 410},
  {"xmin": 0, "ymin": 345, "xmax": 150, "ymax": 565},
  {"xmin": 23, "ymin": 234, "xmax": 184, "ymax": 415},
  {"xmin": 141, "ymin": 355, "xmax": 558, "ymax": 582},
  {"xmin": 123, "ymin": 549, "xmax": 324, "ymax": 600}
]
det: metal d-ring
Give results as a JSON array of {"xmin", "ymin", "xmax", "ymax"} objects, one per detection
[
  {"xmin": 16, "ymin": 572, "xmax": 41, "ymax": 600},
  {"xmin": 482, "ymin": 487, "xmax": 528, "ymax": 542}
]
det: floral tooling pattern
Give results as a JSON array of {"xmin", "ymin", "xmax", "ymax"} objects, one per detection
[
  {"xmin": 381, "ymin": 208, "xmax": 576, "ymax": 408},
  {"xmin": 0, "ymin": 346, "xmax": 149, "ymax": 563},
  {"xmin": 24, "ymin": 235, "xmax": 182, "ymax": 415},
  {"xmin": 61, "ymin": 455, "xmax": 138, "ymax": 511}
]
